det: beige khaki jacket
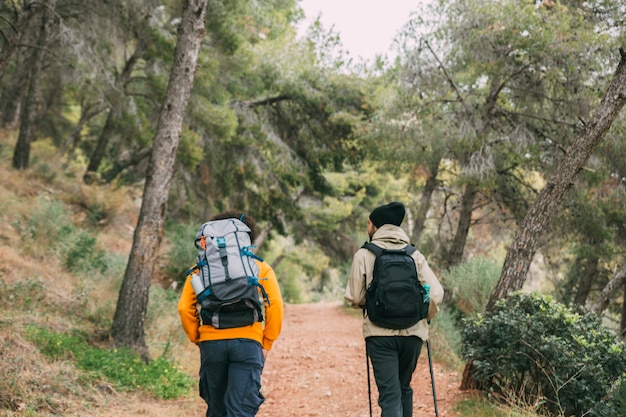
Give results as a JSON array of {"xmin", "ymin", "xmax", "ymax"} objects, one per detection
[{"xmin": 344, "ymin": 224, "xmax": 444, "ymax": 341}]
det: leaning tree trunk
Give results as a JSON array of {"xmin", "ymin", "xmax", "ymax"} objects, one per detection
[
  {"xmin": 461, "ymin": 48, "xmax": 626, "ymax": 391},
  {"xmin": 83, "ymin": 108, "xmax": 118, "ymax": 183},
  {"xmin": 110, "ymin": 0, "xmax": 209, "ymax": 358},
  {"xmin": 411, "ymin": 154, "xmax": 441, "ymax": 243},
  {"xmin": 485, "ymin": 48, "xmax": 626, "ymax": 313},
  {"xmin": 11, "ymin": 0, "xmax": 56, "ymax": 170},
  {"xmin": 590, "ymin": 263, "xmax": 626, "ymax": 314},
  {"xmin": 446, "ymin": 182, "xmax": 477, "ymax": 268}
]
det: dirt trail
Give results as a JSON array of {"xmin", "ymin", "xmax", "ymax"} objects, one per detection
[
  {"xmin": 86, "ymin": 302, "xmax": 463, "ymax": 417},
  {"xmin": 257, "ymin": 302, "xmax": 462, "ymax": 417}
]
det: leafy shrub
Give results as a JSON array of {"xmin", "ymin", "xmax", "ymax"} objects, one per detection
[
  {"xmin": 461, "ymin": 292, "xmax": 626, "ymax": 417},
  {"xmin": 26, "ymin": 326, "xmax": 193, "ymax": 399},
  {"xmin": 63, "ymin": 230, "xmax": 108, "ymax": 273},
  {"xmin": 17, "ymin": 196, "xmax": 112, "ymax": 274}
]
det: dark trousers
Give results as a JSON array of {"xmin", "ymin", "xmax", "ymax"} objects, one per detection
[
  {"xmin": 366, "ymin": 336, "xmax": 423, "ymax": 417},
  {"xmin": 199, "ymin": 339, "xmax": 265, "ymax": 417}
]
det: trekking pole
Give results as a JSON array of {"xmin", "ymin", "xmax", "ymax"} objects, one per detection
[
  {"xmin": 366, "ymin": 346, "xmax": 373, "ymax": 417},
  {"xmin": 426, "ymin": 332, "xmax": 440, "ymax": 417}
]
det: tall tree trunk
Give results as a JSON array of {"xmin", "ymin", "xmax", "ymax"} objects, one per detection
[
  {"xmin": 447, "ymin": 182, "xmax": 477, "ymax": 267},
  {"xmin": 485, "ymin": 49, "xmax": 626, "ymax": 312},
  {"xmin": 0, "ymin": 2, "xmax": 36, "ymax": 80},
  {"xmin": 110, "ymin": 0, "xmax": 208, "ymax": 358},
  {"xmin": 411, "ymin": 155, "xmax": 441, "ymax": 242},
  {"xmin": 11, "ymin": 0, "xmax": 56, "ymax": 170}
]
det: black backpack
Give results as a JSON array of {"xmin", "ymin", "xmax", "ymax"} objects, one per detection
[{"xmin": 363, "ymin": 242, "xmax": 429, "ymax": 330}]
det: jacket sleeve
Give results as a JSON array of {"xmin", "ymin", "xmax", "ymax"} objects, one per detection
[
  {"xmin": 177, "ymin": 274, "xmax": 201, "ymax": 344},
  {"xmin": 258, "ymin": 261, "xmax": 284, "ymax": 350},
  {"xmin": 344, "ymin": 249, "xmax": 368, "ymax": 308}
]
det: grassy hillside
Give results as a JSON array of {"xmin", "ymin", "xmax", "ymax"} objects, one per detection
[{"xmin": 0, "ymin": 132, "xmax": 206, "ymax": 416}]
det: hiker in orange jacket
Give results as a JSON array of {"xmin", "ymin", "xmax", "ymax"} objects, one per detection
[{"xmin": 178, "ymin": 211, "xmax": 284, "ymax": 417}]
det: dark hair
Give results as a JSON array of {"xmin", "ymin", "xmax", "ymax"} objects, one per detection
[{"xmin": 209, "ymin": 210, "xmax": 259, "ymax": 241}]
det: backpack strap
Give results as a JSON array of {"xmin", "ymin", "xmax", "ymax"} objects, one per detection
[{"xmin": 362, "ymin": 242, "xmax": 383, "ymax": 256}]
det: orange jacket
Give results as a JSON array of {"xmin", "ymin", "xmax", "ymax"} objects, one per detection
[{"xmin": 178, "ymin": 259, "xmax": 284, "ymax": 350}]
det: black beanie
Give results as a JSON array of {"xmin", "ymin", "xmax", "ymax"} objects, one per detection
[{"xmin": 369, "ymin": 202, "xmax": 405, "ymax": 228}]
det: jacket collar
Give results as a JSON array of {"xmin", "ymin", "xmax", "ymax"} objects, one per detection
[{"xmin": 371, "ymin": 224, "xmax": 410, "ymax": 246}]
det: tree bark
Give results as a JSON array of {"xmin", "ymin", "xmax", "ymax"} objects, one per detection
[
  {"xmin": 100, "ymin": 147, "xmax": 152, "ymax": 183},
  {"xmin": 573, "ymin": 255, "xmax": 598, "ymax": 306},
  {"xmin": 447, "ymin": 182, "xmax": 477, "ymax": 267},
  {"xmin": 590, "ymin": 263, "xmax": 626, "ymax": 314},
  {"xmin": 84, "ymin": 49, "xmax": 141, "ymax": 182},
  {"xmin": 411, "ymin": 154, "xmax": 441, "ymax": 243},
  {"xmin": 1, "ymin": 51, "xmax": 27, "ymax": 128},
  {"xmin": 83, "ymin": 108, "xmax": 118, "ymax": 183},
  {"xmin": 11, "ymin": 0, "xmax": 56, "ymax": 170},
  {"xmin": 0, "ymin": 2, "xmax": 36, "ymax": 80},
  {"xmin": 110, "ymin": 0, "xmax": 209, "ymax": 358},
  {"xmin": 485, "ymin": 47, "xmax": 626, "ymax": 312}
]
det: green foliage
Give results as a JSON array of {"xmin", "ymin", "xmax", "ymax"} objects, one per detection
[
  {"xmin": 443, "ymin": 257, "xmax": 501, "ymax": 316},
  {"xmin": 262, "ymin": 234, "xmax": 342, "ymax": 303},
  {"xmin": 16, "ymin": 196, "xmax": 115, "ymax": 275},
  {"xmin": 164, "ymin": 221, "xmax": 199, "ymax": 284},
  {"xmin": 461, "ymin": 293, "xmax": 626, "ymax": 417},
  {"xmin": 25, "ymin": 326, "xmax": 193, "ymax": 400},
  {"xmin": 275, "ymin": 261, "xmax": 305, "ymax": 304},
  {"xmin": 63, "ymin": 230, "xmax": 108, "ymax": 273}
]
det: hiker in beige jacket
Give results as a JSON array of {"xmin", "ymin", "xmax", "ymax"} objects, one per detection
[{"xmin": 345, "ymin": 202, "xmax": 444, "ymax": 417}]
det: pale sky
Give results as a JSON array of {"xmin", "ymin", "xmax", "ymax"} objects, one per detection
[{"xmin": 297, "ymin": 0, "xmax": 428, "ymax": 62}]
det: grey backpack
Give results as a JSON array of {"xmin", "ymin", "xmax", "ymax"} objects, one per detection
[{"xmin": 187, "ymin": 218, "xmax": 268, "ymax": 329}]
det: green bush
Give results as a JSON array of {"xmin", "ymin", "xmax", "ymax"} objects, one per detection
[
  {"xmin": 18, "ymin": 196, "xmax": 111, "ymax": 274},
  {"xmin": 461, "ymin": 292, "xmax": 626, "ymax": 417},
  {"xmin": 25, "ymin": 326, "xmax": 193, "ymax": 399}
]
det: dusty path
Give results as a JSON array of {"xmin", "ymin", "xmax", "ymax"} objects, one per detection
[
  {"xmin": 69, "ymin": 302, "xmax": 463, "ymax": 416},
  {"xmin": 257, "ymin": 302, "xmax": 461, "ymax": 417}
]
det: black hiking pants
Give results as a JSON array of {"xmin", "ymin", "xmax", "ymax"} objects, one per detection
[
  {"xmin": 199, "ymin": 338, "xmax": 265, "ymax": 417},
  {"xmin": 366, "ymin": 336, "xmax": 423, "ymax": 417}
]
